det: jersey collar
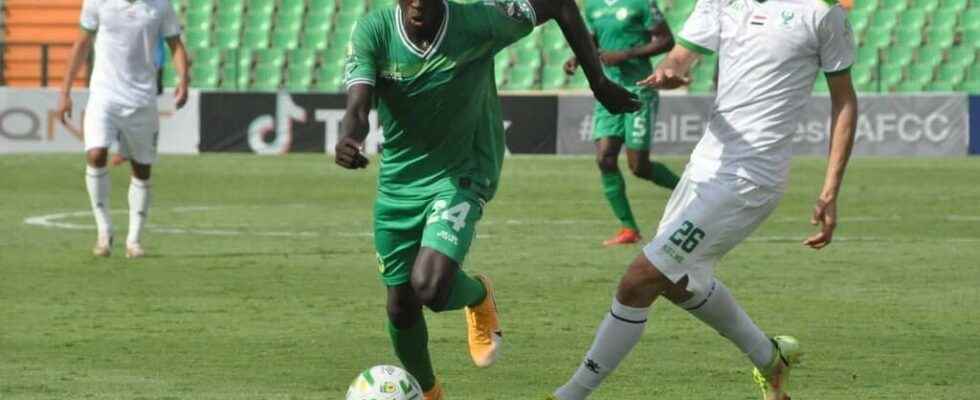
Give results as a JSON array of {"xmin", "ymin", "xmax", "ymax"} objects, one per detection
[{"xmin": 396, "ymin": 0, "xmax": 450, "ymax": 59}]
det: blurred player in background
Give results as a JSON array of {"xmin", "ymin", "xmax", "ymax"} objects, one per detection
[
  {"xmin": 335, "ymin": 0, "xmax": 639, "ymax": 398},
  {"xmin": 565, "ymin": 0, "xmax": 680, "ymax": 246},
  {"xmin": 58, "ymin": 0, "xmax": 189, "ymax": 258},
  {"xmin": 550, "ymin": 0, "xmax": 857, "ymax": 399}
]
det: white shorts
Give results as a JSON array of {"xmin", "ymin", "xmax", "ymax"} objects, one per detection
[
  {"xmin": 84, "ymin": 99, "xmax": 160, "ymax": 165},
  {"xmin": 643, "ymin": 173, "xmax": 783, "ymax": 295}
]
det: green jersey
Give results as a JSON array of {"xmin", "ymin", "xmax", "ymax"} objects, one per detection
[
  {"xmin": 345, "ymin": 0, "xmax": 536, "ymax": 201},
  {"xmin": 584, "ymin": 0, "xmax": 665, "ymax": 87}
]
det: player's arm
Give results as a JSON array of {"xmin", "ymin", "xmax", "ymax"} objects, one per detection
[
  {"xmin": 563, "ymin": 34, "xmax": 598, "ymax": 75},
  {"xmin": 804, "ymin": 71, "xmax": 857, "ymax": 250},
  {"xmin": 599, "ymin": 6, "xmax": 675, "ymax": 66},
  {"xmin": 165, "ymin": 36, "xmax": 190, "ymax": 109},
  {"xmin": 57, "ymin": 29, "xmax": 95, "ymax": 125},
  {"xmin": 529, "ymin": 0, "xmax": 639, "ymax": 113},
  {"xmin": 336, "ymin": 84, "xmax": 372, "ymax": 170},
  {"xmin": 636, "ymin": 44, "xmax": 699, "ymax": 89}
]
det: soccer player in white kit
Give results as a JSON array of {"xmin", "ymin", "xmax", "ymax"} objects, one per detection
[
  {"xmin": 549, "ymin": 1, "xmax": 858, "ymax": 399},
  {"xmin": 57, "ymin": 0, "xmax": 189, "ymax": 258}
]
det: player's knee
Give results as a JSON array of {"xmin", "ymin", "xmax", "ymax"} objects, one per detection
[
  {"xmin": 596, "ymin": 153, "xmax": 618, "ymax": 173},
  {"xmin": 86, "ymin": 149, "xmax": 108, "ymax": 168},
  {"xmin": 386, "ymin": 289, "xmax": 422, "ymax": 329},
  {"xmin": 410, "ymin": 273, "xmax": 449, "ymax": 311},
  {"xmin": 616, "ymin": 255, "xmax": 672, "ymax": 306},
  {"xmin": 131, "ymin": 163, "xmax": 152, "ymax": 180}
]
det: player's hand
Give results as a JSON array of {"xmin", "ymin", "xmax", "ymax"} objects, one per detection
[
  {"xmin": 637, "ymin": 66, "xmax": 692, "ymax": 90},
  {"xmin": 57, "ymin": 93, "xmax": 73, "ymax": 126},
  {"xmin": 591, "ymin": 78, "xmax": 641, "ymax": 114},
  {"xmin": 804, "ymin": 196, "xmax": 837, "ymax": 250},
  {"xmin": 599, "ymin": 51, "xmax": 631, "ymax": 66},
  {"xmin": 563, "ymin": 57, "xmax": 578, "ymax": 75},
  {"xmin": 174, "ymin": 82, "xmax": 188, "ymax": 109},
  {"xmin": 334, "ymin": 136, "xmax": 369, "ymax": 169}
]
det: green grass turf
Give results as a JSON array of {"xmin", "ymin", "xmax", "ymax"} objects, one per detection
[{"xmin": 2, "ymin": 154, "xmax": 980, "ymax": 399}]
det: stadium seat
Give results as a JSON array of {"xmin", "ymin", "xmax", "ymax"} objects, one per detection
[
  {"xmin": 540, "ymin": 65, "xmax": 566, "ymax": 90},
  {"xmin": 503, "ymin": 65, "xmax": 538, "ymax": 90},
  {"xmin": 812, "ymin": 76, "xmax": 829, "ymax": 93},
  {"xmin": 288, "ymin": 49, "xmax": 319, "ymax": 70},
  {"xmin": 894, "ymin": 27, "xmax": 924, "ymax": 48},
  {"xmin": 942, "ymin": 0, "xmax": 968, "ymax": 13},
  {"xmin": 280, "ymin": 0, "xmax": 307, "ymax": 14},
  {"xmin": 906, "ymin": 63, "xmax": 935, "ymax": 86},
  {"xmin": 916, "ymin": 45, "xmax": 946, "ymax": 66},
  {"xmin": 936, "ymin": 64, "xmax": 966, "ymax": 86},
  {"xmin": 310, "ymin": 0, "xmax": 338, "ymax": 11},
  {"xmin": 689, "ymin": 77, "xmax": 714, "ymax": 93},
  {"xmin": 899, "ymin": 9, "xmax": 927, "ymax": 30},
  {"xmin": 884, "ymin": 47, "xmax": 914, "ymax": 67},
  {"xmin": 190, "ymin": 48, "xmax": 222, "ymax": 69},
  {"xmin": 871, "ymin": 10, "xmax": 898, "ymax": 32},
  {"xmin": 217, "ymin": 0, "xmax": 244, "ymax": 12},
  {"xmin": 913, "ymin": 0, "xmax": 940, "ymax": 14},
  {"xmin": 852, "ymin": 0, "xmax": 876, "ymax": 13},
  {"xmin": 273, "ymin": 30, "xmax": 301, "ymax": 49},
  {"xmin": 248, "ymin": 1, "xmax": 276, "ymax": 18},
  {"xmin": 878, "ymin": 64, "xmax": 904, "ymax": 89},
  {"xmin": 895, "ymin": 80, "xmax": 925, "ymax": 92},
  {"xmin": 926, "ymin": 81, "xmax": 956, "ymax": 91},
  {"xmin": 302, "ymin": 28, "xmax": 331, "ymax": 50},
  {"xmin": 947, "ymin": 46, "xmax": 977, "ymax": 67},
  {"xmin": 191, "ymin": 64, "xmax": 220, "ymax": 88},
  {"xmin": 213, "ymin": 30, "xmax": 242, "ymax": 49},
  {"xmin": 185, "ymin": 29, "xmax": 212, "ymax": 48},
  {"xmin": 250, "ymin": 49, "xmax": 287, "ymax": 69},
  {"xmin": 863, "ymin": 28, "xmax": 892, "ymax": 49},
  {"xmin": 851, "ymin": 66, "xmax": 873, "ymax": 91},
  {"xmin": 242, "ymin": 30, "xmax": 271, "ymax": 49},
  {"xmin": 877, "ymin": 0, "xmax": 907, "ymax": 13},
  {"xmin": 929, "ymin": 9, "xmax": 958, "ymax": 32},
  {"xmin": 962, "ymin": 9, "xmax": 980, "ymax": 30},
  {"xmin": 286, "ymin": 67, "xmax": 314, "ymax": 91},
  {"xmin": 959, "ymin": 79, "xmax": 980, "ymax": 93},
  {"xmin": 251, "ymin": 65, "xmax": 283, "ymax": 90}
]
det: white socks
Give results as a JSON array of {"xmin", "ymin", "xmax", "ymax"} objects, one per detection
[
  {"xmin": 554, "ymin": 298, "xmax": 649, "ymax": 400},
  {"xmin": 126, "ymin": 177, "xmax": 151, "ymax": 246},
  {"xmin": 85, "ymin": 166, "xmax": 113, "ymax": 237},
  {"xmin": 680, "ymin": 279, "xmax": 775, "ymax": 370}
]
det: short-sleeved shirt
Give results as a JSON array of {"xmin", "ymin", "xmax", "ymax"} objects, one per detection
[
  {"xmin": 81, "ymin": 0, "xmax": 182, "ymax": 107},
  {"xmin": 584, "ymin": 0, "xmax": 665, "ymax": 87},
  {"xmin": 345, "ymin": 0, "xmax": 536, "ymax": 201},
  {"xmin": 678, "ymin": 0, "xmax": 854, "ymax": 190}
]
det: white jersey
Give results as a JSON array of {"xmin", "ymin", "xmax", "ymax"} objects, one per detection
[
  {"xmin": 678, "ymin": 0, "xmax": 854, "ymax": 190},
  {"xmin": 81, "ymin": 0, "xmax": 182, "ymax": 108}
]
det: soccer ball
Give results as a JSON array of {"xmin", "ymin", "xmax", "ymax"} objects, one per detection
[{"xmin": 345, "ymin": 365, "xmax": 423, "ymax": 400}]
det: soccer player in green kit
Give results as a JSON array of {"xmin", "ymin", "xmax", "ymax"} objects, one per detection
[
  {"xmin": 334, "ymin": 0, "xmax": 640, "ymax": 398},
  {"xmin": 564, "ymin": 0, "xmax": 681, "ymax": 246}
]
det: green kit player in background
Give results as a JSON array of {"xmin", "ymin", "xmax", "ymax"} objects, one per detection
[
  {"xmin": 334, "ymin": 0, "xmax": 640, "ymax": 398},
  {"xmin": 565, "ymin": 0, "xmax": 681, "ymax": 246}
]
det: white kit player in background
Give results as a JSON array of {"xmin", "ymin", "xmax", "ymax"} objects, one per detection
[
  {"xmin": 58, "ymin": 0, "xmax": 190, "ymax": 258},
  {"xmin": 550, "ymin": 1, "xmax": 858, "ymax": 400}
]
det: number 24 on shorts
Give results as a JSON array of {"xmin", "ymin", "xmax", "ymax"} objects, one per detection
[
  {"xmin": 427, "ymin": 200, "xmax": 471, "ymax": 232},
  {"xmin": 669, "ymin": 220, "xmax": 706, "ymax": 253}
]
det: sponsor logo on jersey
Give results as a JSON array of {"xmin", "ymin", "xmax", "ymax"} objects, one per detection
[
  {"xmin": 493, "ymin": 0, "xmax": 533, "ymax": 23},
  {"xmin": 750, "ymin": 14, "xmax": 767, "ymax": 26}
]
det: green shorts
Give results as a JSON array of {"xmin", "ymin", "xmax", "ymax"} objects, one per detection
[
  {"xmin": 592, "ymin": 87, "xmax": 659, "ymax": 150},
  {"xmin": 373, "ymin": 186, "xmax": 485, "ymax": 287}
]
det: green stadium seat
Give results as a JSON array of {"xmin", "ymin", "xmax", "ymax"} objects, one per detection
[
  {"xmin": 190, "ymin": 48, "xmax": 222, "ymax": 69},
  {"xmin": 191, "ymin": 64, "xmax": 220, "ymax": 89},
  {"xmin": 878, "ymin": 0, "xmax": 907, "ymax": 13},
  {"xmin": 280, "ymin": 0, "xmax": 307, "ymax": 13},
  {"xmin": 936, "ymin": 64, "xmax": 966, "ymax": 85},
  {"xmin": 925, "ymin": 28, "xmax": 955, "ymax": 48},
  {"xmin": 916, "ymin": 45, "xmax": 945, "ymax": 66},
  {"xmin": 512, "ymin": 48, "xmax": 542, "ymax": 70},
  {"xmin": 306, "ymin": 8, "xmax": 335, "ymax": 30},
  {"xmin": 959, "ymin": 79, "xmax": 980, "ymax": 93},
  {"xmin": 250, "ymin": 48, "xmax": 286, "ymax": 69},
  {"xmin": 248, "ymin": 1, "xmax": 276, "ymax": 18},
  {"xmin": 812, "ymin": 76, "xmax": 829, "ymax": 93},
  {"xmin": 310, "ymin": 0, "xmax": 338, "ymax": 11},
  {"xmin": 941, "ymin": 0, "xmax": 968, "ymax": 12},
  {"xmin": 894, "ymin": 27, "xmax": 923, "ymax": 48},
  {"xmin": 242, "ymin": 30, "xmax": 271, "ymax": 48},
  {"xmin": 250, "ymin": 65, "xmax": 282, "ymax": 90},
  {"xmin": 244, "ymin": 13, "xmax": 273, "ymax": 30},
  {"xmin": 926, "ymin": 81, "xmax": 956, "ymax": 91},
  {"xmin": 851, "ymin": 66, "xmax": 873, "ymax": 91},
  {"xmin": 688, "ymin": 77, "xmax": 714, "ymax": 93},
  {"xmin": 314, "ymin": 75, "xmax": 344, "ymax": 92},
  {"xmin": 884, "ymin": 47, "xmax": 914, "ymax": 66},
  {"xmin": 856, "ymin": 46, "xmax": 880, "ymax": 65},
  {"xmin": 899, "ymin": 9, "xmax": 927, "ymax": 30},
  {"xmin": 185, "ymin": 9, "xmax": 213, "ymax": 31},
  {"xmin": 494, "ymin": 62, "xmax": 508, "ymax": 87},
  {"xmin": 217, "ymin": 0, "xmax": 245, "ymax": 12},
  {"xmin": 288, "ymin": 49, "xmax": 319, "ymax": 70},
  {"xmin": 494, "ymin": 52, "xmax": 511, "ymax": 70},
  {"xmin": 302, "ymin": 27, "xmax": 331, "ymax": 50},
  {"xmin": 913, "ymin": 0, "xmax": 940, "ymax": 14},
  {"xmin": 871, "ymin": 10, "xmax": 898, "ymax": 31},
  {"xmin": 213, "ymin": 30, "xmax": 241, "ymax": 49},
  {"xmin": 852, "ymin": 0, "xmax": 876, "ymax": 13},
  {"xmin": 895, "ymin": 80, "xmax": 925, "ymax": 92},
  {"xmin": 286, "ymin": 68, "xmax": 314, "ymax": 91},
  {"xmin": 878, "ymin": 64, "xmax": 904, "ymax": 89},
  {"xmin": 565, "ymin": 70, "xmax": 588, "ymax": 90},
  {"xmin": 540, "ymin": 66, "xmax": 566, "ymax": 90},
  {"xmin": 185, "ymin": 29, "xmax": 212, "ymax": 48},
  {"xmin": 929, "ymin": 9, "xmax": 959, "ymax": 31},
  {"xmin": 339, "ymin": 0, "xmax": 368, "ymax": 15},
  {"xmin": 863, "ymin": 28, "xmax": 892, "ymax": 49},
  {"xmin": 275, "ymin": 14, "xmax": 304, "ymax": 34},
  {"xmin": 965, "ymin": 28, "xmax": 980, "ymax": 49},
  {"xmin": 162, "ymin": 64, "xmax": 178, "ymax": 87},
  {"xmin": 503, "ymin": 65, "xmax": 538, "ymax": 91},
  {"xmin": 969, "ymin": 63, "xmax": 980, "ymax": 80},
  {"xmin": 947, "ymin": 46, "xmax": 977, "ymax": 67},
  {"xmin": 961, "ymin": 9, "xmax": 980, "ymax": 31},
  {"xmin": 906, "ymin": 63, "xmax": 935, "ymax": 84},
  {"xmin": 216, "ymin": 7, "xmax": 244, "ymax": 25},
  {"xmin": 272, "ymin": 30, "xmax": 300, "ymax": 49},
  {"xmin": 373, "ymin": 0, "xmax": 396, "ymax": 9}
]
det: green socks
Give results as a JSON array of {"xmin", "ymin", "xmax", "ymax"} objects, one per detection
[
  {"xmin": 442, "ymin": 271, "xmax": 487, "ymax": 311},
  {"xmin": 601, "ymin": 171, "xmax": 639, "ymax": 231},
  {"xmin": 388, "ymin": 318, "xmax": 436, "ymax": 391},
  {"xmin": 648, "ymin": 160, "xmax": 680, "ymax": 190}
]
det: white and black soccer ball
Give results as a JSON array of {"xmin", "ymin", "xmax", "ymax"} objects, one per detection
[{"xmin": 345, "ymin": 365, "xmax": 423, "ymax": 400}]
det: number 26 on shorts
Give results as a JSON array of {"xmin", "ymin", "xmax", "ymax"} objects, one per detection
[
  {"xmin": 669, "ymin": 220, "xmax": 706, "ymax": 253},
  {"xmin": 426, "ymin": 200, "xmax": 471, "ymax": 232}
]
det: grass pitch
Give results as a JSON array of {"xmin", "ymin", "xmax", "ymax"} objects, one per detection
[{"xmin": 2, "ymin": 154, "xmax": 979, "ymax": 399}]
